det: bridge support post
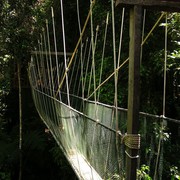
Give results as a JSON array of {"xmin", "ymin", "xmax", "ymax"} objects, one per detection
[{"xmin": 126, "ymin": 5, "xmax": 142, "ymax": 180}]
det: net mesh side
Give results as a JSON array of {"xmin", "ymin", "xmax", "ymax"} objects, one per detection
[{"xmin": 29, "ymin": 63, "xmax": 180, "ymax": 180}]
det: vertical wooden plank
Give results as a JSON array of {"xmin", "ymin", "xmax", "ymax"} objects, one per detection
[{"xmin": 126, "ymin": 5, "xmax": 142, "ymax": 180}]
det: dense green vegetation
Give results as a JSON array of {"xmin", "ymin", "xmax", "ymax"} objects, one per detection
[
  {"xmin": 0, "ymin": 0, "xmax": 180, "ymax": 179},
  {"xmin": 0, "ymin": 0, "xmax": 77, "ymax": 179}
]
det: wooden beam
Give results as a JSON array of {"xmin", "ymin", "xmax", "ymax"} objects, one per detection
[
  {"xmin": 116, "ymin": 0, "xmax": 180, "ymax": 12},
  {"xmin": 126, "ymin": 5, "xmax": 142, "ymax": 180}
]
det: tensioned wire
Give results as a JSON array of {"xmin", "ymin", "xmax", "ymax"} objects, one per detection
[
  {"xmin": 60, "ymin": 0, "xmax": 83, "ymax": 173},
  {"xmin": 31, "ymin": 54, "xmax": 58, "ymax": 138},
  {"xmin": 42, "ymin": 27, "xmax": 58, "ymax": 129},
  {"xmin": 32, "ymin": 48, "xmax": 63, "ymax": 141},
  {"xmin": 28, "ymin": 71, "xmax": 115, "ymax": 178},
  {"xmin": 95, "ymin": 15, "xmax": 110, "ymax": 170},
  {"xmin": 113, "ymin": 4, "xmax": 126, "ymax": 174},
  {"xmin": 36, "ymin": 38, "xmax": 60, "ymax": 138},
  {"xmin": 55, "ymin": 0, "xmax": 96, "ymax": 97},
  {"xmin": 29, "ymin": 77, "xmax": 180, "ymax": 150},
  {"xmin": 154, "ymin": 13, "xmax": 168, "ymax": 180},
  {"xmin": 29, "ymin": 5, "xmax": 170, "ymax": 179},
  {"xmin": 76, "ymin": 5, "xmax": 84, "ymax": 106},
  {"xmin": 163, "ymin": 14, "xmax": 168, "ymax": 118},
  {"xmin": 87, "ymin": 26, "xmax": 99, "ymax": 98},
  {"xmin": 33, "ymin": 87, "xmax": 119, "ymax": 132},
  {"xmin": 117, "ymin": 8, "xmax": 125, "ymax": 68},
  {"xmin": 81, "ymin": 38, "xmax": 89, "ymax": 98},
  {"xmin": 94, "ymin": 6, "xmax": 114, "ymax": 180},
  {"xmin": 59, "ymin": 0, "xmax": 70, "ymax": 107},
  {"xmin": 42, "ymin": 26, "xmax": 59, "ymax": 128},
  {"xmin": 55, "ymin": 7, "xmax": 165, "ymax": 100},
  {"xmin": 73, "ymin": 51, "xmax": 81, "ymax": 96},
  {"xmin": 51, "ymin": 8, "xmax": 61, "ymax": 100},
  {"xmin": 88, "ymin": 28, "xmax": 99, "ymax": 100},
  {"xmin": 42, "ymin": 37, "xmax": 51, "ymax": 96},
  {"xmin": 76, "ymin": 43, "xmax": 84, "ymax": 98},
  {"xmin": 87, "ymin": 12, "xmax": 166, "ymax": 100},
  {"xmin": 110, "ymin": 0, "xmax": 121, "ymax": 174},
  {"xmin": 76, "ymin": 0, "xmax": 85, "ymax": 102},
  {"xmin": 88, "ymin": 1, "xmax": 99, "ymax": 178},
  {"xmin": 59, "ymin": 0, "xmax": 79, "ymax": 157},
  {"xmin": 90, "ymin": 1, "xmax": 97, "ymax": 102},
  {"xmin": 39, "ymin": 35, "xmax": 47, "ymax": 90},
  {"xmin": 97, "ymin": 12, "xmax": 109, "ymax": 102},
  {"xmin": 28, "ymin": 61, "xmax": 64, "ymax": 151},
  {"xmin": 34, "ymin": 47, "xmax": 41, "ymax": 89},
  {"xmin": 42, "ymin": 27, "xmax": 53, "ymax": 96},
  {"xmin": 45, "ymin": 21, "xmax": 54, "ymax": 95},
  {"xmin": 69, "ymin": 51, "xmax": 78, "ymax": 91},
  {"xmin": 33, "ymin": 9, "xmax": 164, "ymax": 107},
  {"xmin": 28, "ymin": 52, "xmax": 180, "ymax": 179},
  {"xmin": 73, "ymin": 9, "xmax": 166, "ymax": 174},
  {"xmin": 140, "ymin": 9, "xmax": 146, "ymax": 65},
  {"xmin": 87, "ymin": 0, "xmax": 94, "ymax": 99},
  {"xmin": 83, "ymin": 38, "xmax": 92, "ymax": 95},
  {"xmin": 38, "ymin": 26, "xmax": 63, "ymax": 139}
]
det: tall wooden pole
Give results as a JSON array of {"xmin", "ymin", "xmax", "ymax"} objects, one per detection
[{"xmin": 126, "ymin": 5, "xmax": 142, "ymax": 180}]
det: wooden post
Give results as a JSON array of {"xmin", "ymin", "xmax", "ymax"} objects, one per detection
[
  {"xmin": 126, "ymin": 5, "xmax": 142, "ymax": 180},
  {"xmin": 114, "ymin": 0, "xmax": 180, "ymax": 179}
]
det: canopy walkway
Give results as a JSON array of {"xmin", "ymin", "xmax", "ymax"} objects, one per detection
[{"xmin": 28, "ymin": 1, "xmax": 180, "ymax": 179}]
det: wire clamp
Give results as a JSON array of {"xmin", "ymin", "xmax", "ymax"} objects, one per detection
[{"xmin": 121, "ymin": 133, "xmax": 141, "ymax": 150}]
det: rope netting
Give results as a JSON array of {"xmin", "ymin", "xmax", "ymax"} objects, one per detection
[{"xmin": 28, "ymin": 1, "xmax": 180, "ymax": 179}]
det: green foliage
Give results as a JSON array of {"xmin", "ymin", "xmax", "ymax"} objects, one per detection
[
  {"xmin": 137, "ymin": 165, "xmax": 152, "ymax": 180},
  {"xmin": 153, "ymin": 122, "xmax": 170, "ymax": 142},
  {"xmin": 0, "ymin": 55, "xmax": 11, "ymax": 92},
  {"xmin": 170, "ymin": 166, "xmax": 180, "ymax": 180},
  {"xmin": 0, "ymin": 172, "xmax": 10, "ymax": 180},
  {"xmin": 140, "ymin": 12, "xmax": 180, "ymax": 116},
  {"xmin": 163, "ymin": 142, "xmax": 180, "ymax": 179}
]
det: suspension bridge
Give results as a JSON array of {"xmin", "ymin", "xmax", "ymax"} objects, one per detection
[{"xmin": 28, "ymin": 0, "xmax": 180, "ymax": 179}]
